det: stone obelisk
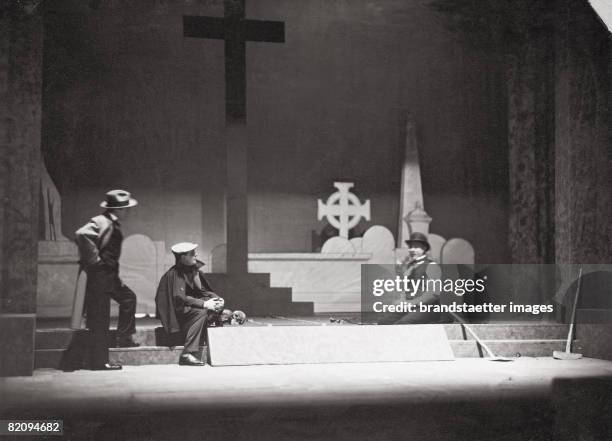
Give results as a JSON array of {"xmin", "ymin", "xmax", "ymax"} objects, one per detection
[{"xmin": 397, "ymin": 116, "xmax": 425, "ymax": 247}]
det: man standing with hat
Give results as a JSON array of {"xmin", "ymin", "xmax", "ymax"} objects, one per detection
[
  {"xmin": 394, "ymin": 232, "xmax": 443, "ymax": 324},
  {"xmin": 75, "ymin": 190, "xmax": 139, "ymax": 371},
  {"xmin": 155, "ymin": 242, "xmax": 246, "ymax": 366}
]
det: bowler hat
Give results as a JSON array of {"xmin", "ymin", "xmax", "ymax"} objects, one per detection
[
  {"xmin": 100, "ymin": 190, "xmax": 138, "ymax": 209},
  {"xmin": 405, "ymin": 232, "xmax": 430, "ymax": 251}
]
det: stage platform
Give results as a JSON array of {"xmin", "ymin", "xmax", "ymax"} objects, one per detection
[
  {"xmin": 1, "ymin": 358, "xmax": 611, "ymax": 440},
  {"xmin": 34, "ymin": 316, "xmax": 604, "ymax": 369}
]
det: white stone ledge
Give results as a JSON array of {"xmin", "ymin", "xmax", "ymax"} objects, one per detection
[{"xmin": 248, "ymin": 253, "xmax": 372, "ymax": 261}]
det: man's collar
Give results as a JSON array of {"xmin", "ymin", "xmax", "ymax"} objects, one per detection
[
  {"xmin": 407, "ymin": 255, "xmax": 428, "ymax": 267},
  {"xmin": 176, "ymin": 262, "xmax": 197, "ymax": 274},
  {"xmin": 104, "ymin": 212, "xmax": 120, "ymax": 225}
]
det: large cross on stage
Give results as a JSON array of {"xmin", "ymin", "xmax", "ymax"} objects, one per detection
[{"xmin": 184, "ymin": 0, "xmax": 285, "ymax": 273}]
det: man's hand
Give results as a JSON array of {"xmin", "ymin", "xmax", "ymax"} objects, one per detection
[{"xmin": 203, "ymin": 297, "xmax": 224, "ymax": 311}]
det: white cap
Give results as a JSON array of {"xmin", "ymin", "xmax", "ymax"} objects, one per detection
[{"xmin": 171, "ymin": 242, "xmax": 198, "ymax": 254}]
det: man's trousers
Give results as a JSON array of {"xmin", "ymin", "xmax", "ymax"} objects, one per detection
[
  {"xmin": 178, "ymin": 307, "xmax": 221, "ymax": 354},
  {"xmin": 85, "ymin": 265, "xmax": 136, "ymax": 367}
]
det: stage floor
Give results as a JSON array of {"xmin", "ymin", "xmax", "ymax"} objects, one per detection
[
  {"xmin": 2, "ymin": 358, "xmax": 612, "ymax": 440},
  {"xmin": 2, "ymin": 357, "xmax": 611, "ymax": 413}
]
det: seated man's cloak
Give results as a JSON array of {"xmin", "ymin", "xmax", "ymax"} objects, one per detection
[{"xmin": 155, "ymin": 261, "xmax": 218, "ymax": 334}]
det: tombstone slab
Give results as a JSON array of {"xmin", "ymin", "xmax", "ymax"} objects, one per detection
[
  {"xmin": 37, "ymin": 241, "xmax": 79, "ymax": 317},
  {"xmin": 119, "ymin": 234, "xmax": 163, "ymax": 316},
  {"xmin": 208, "ymin": 324, "xmax": 454, "ymax": 366},
  {"xmin": 441, "ymin": 238, "xmax": 475, "ymax": 264},
  {"xmin": 427, "ymin": 233, "xmax": 446, "ymax": 263},
  {"xmin": 362, "ymin": 225, "xmax": 396, "ymax": 263},
  {"xmin": 210, "ymin": 244, "xmax": 227, "ymax": 273},
  {"xmin": 321, "ymin": 237, "xmax": 356, "ymax": 254},
  {"xmin": 349, "ymin": 237, "xmax": 363, "ymax": 252}
]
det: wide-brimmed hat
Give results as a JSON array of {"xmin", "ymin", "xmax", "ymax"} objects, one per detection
[
  {"xmin": 405, "ymin": 232, "xmax": 430, "ymax": 251},
  {"xmin": 171, "ymin": 242, "xmax": 198, "ymax": 255},
  {"xmin": 100, "ymin": 190, "xmax": 138, "ymax": 209}
]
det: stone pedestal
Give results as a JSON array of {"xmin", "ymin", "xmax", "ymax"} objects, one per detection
[
  {"xmin": 0, "ymin": 314, "xmax": 35, "ymax": 376},
  {"xmin": 37, "ymin": 241, "xmax": 79, "ymax": 318}
]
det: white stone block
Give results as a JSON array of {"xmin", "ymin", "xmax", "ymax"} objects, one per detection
[{"xmin": 208, "ymin": 324, "xmax": 454, "ymax": 366}]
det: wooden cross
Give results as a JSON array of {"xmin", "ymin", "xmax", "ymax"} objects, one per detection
[{"xmin": 184, "ymin": 0, "xmax": 285, "ymax": 273}]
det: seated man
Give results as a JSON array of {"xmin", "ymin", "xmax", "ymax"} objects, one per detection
[
  {"xmin": 394, "ymin": 232, "xmax": 442, "ymax": 324},
  {"xmin": 155, "ymin": 242, "xmax": 246, "ymax": 366}
]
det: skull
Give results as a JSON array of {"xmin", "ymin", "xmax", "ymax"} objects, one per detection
[
  {"xmin": 231, "ymin": 310, "xmax": 247, "ymax": 325},
  {"xmin": 220, "ymin": 309, "xmax": 233, "ymax": 323}
]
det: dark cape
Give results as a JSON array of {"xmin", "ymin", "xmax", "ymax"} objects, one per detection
[{"xmin": 155, "ymin": 261, "xmax": 216, "ymax": 334}]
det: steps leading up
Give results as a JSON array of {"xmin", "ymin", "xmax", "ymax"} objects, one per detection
[
  {"xmin": 36, "ymin": 347, "xmax": 194, "ymax": 369},
  {"xmin": 34, "ymin": 321, "xmax": 579, "ymax": 369},
  {"xmin": 204, "ymin": 273, "xmax": 314, "ymax": 316},
  {"xmin": 451, "ymin": 339, "xmax": 567, "ymax": 358},
  {"xmin": 34, "ymin": 340, "xmax": 571, "ymax": 369},
  {"xmin": 443, "ymin": 323, "xmax": 569, "ymax": 340}
]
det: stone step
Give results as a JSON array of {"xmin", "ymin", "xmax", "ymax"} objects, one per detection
[
  {"xmin": 451, "ymin": 339, "xmax": 569, "ymax": 358},
  {"xmin": 110, "ymin": 346, "xmax": 192, "ymax": 366},
  {"xmin": 576, "ymin": 308, "xmax": 612, "ymax": 323},
  {"xmin": 250, "ymin": 287, "xmax": 293, "ymax": 300},
  {"xmin": 35, "ymin": 328, "xmax": 160, "ymax": 349},
  {"xmin": 35, "ymin": 323, "xmax": 572, "ymax": 350},
  {"xmin": 34, "ymin": 339, "xmax": 574, "ymax": 369},
  {"xmin": 199, "ymin": 274, "xmax": 315, "ymax": 316},
  {"xmin": 442, "ymin": 323, "xmax": 570, "ymax": 340},
  {"xmin": 35, "ymin": 346, "xmax": 208, "ymax": 370},
  {"xmin": 206, "ymin": 272, "xmax": 271, "ymax": 288},
  {"xmin": 287, "ymin": 302, "xmax": 319, "ymax": 317},
  {"xmin": 249, "ymin": 300, "xmax": 315, "ymax": 316},
  {"xmin": 36, "ymin": 329, "xmax": 88, "ymax": 349}
]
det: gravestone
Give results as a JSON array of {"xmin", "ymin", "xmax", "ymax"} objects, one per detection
[
  {"xmin": 441, "ymin": 238, "xmax": 475, "ymax": 264},
  {"xmin": 362, "ymin": 225, "xmax": 395, "ymax": 263},
  {"xmin": 119, "ymin": 234, "xmax": 163, "ymax": 316},
  {"xmin": 427, "ymin": 233, "xmax": 446, "ymax": 263},
  {"xmin": 318, "ymin": 182, "xmax": 370, "ymax": 239},
  {"xmin": 208, "ymin": 324, "xmax": 454, "ymax": 366},
  {"xmin": 210, "ymin": 244, "xmax": 227, "ymax": 273},
  {"xmin": 439, "ymin": 238, "xmax": 474, "ymax": 315},
  {"xmin": 321, "ymin": 237, "xmax": 356, "ymax": 254},
  {"xmin": 349, "ymin": 237, "xmax": 363, "ymax": 252}
]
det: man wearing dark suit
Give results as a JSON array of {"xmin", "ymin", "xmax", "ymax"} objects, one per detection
[
  {"xmin": 394, "ymin": 232, "xmax": 442, "ymax": 324},
  {"xmin": 75, "ymin": 190, "xmax": 139, "ymax": 371},
  {"xmin": 155, "ymin": 242, "xmax": 246, "ymax": 366}
]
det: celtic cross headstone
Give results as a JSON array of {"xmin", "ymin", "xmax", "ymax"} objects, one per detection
[{"xmin": 317, "ymin": 182, "xmax": 371, "ymax": 238}]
